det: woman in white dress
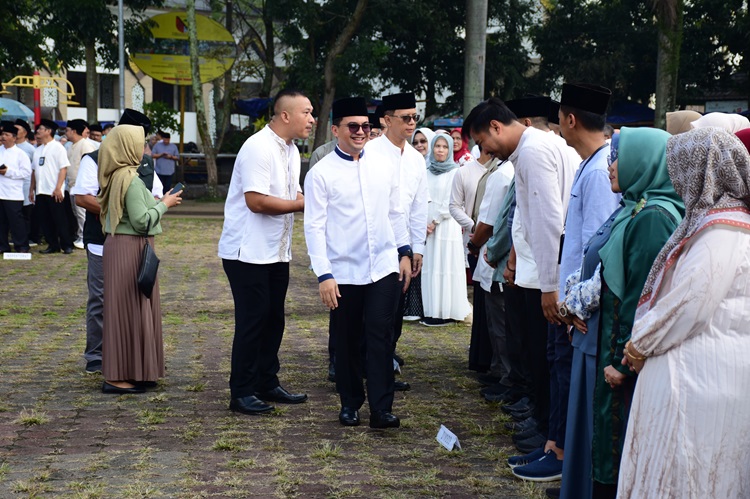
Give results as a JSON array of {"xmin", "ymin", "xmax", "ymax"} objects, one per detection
[
  {"xmin": 618, "ymin": 128, "xmax": 750, "ymax": 499},
  {"xmin": 421, "ymin": 134, "xmax": 471, "ymax": 326}
]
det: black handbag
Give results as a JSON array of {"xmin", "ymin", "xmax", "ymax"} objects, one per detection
[{"xmin": 137, "ymin": 215, "xmax": 160, "ymax": 299}]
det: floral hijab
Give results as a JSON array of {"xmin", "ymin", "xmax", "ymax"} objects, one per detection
[{"xmin": 639, "ymin": 127, "xmax": 750, "ymax": 303}]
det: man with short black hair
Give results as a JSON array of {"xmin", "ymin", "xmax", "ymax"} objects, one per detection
[
  {"xmin": 88, "ymin": 124, "xmax": 103, "ymax": 142},
  {"xmin": 465, "ymin": 97, "xmax": 577, "ymax": 464},
  {"xmin": 66, "ymin": 119, "xmax": 95, "ymax": 249},
  {"xmin": 0, "ymin": 121, "xmax": 32, "ymax": 253},
  {"xmin": 305, "ymin": 97, "xmax": 411, "ymax": 428},
  {"xmin": 31, "ymin": 118, "xmax": 73, "ymax": 254},
  {"xmin": 219, "ymin": 89, "xmax": 313, "ymax": 415},
  {"xmin": 151, "ymin": 132, "xmax": 179, "ymax": 194}
]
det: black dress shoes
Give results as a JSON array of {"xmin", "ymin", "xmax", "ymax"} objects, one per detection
[
  {"xmin": 102, "ymin": 381, "xmax": 145, "ymax": 394},
  {"xmin": 515, "ymin": 432, "xmax": 547, "ymax": 454},
  {"xmin": 255, "ymin": 386, "xmax": 308, "ymax": 404},
  {"xmin": 62, "ymin": 247, "xmax": 74, "ymax": 254},
  {"xmin": 511, "ymin": 407, "xmax": 536, "ymax": 422},
  {"xmin": 501, "ymin": 396, "xmax": 531, "ymax": 414},
  {"xmin": 394, "ymin": 380, "xmax": 411, "ymax": 391},
  {"xmin": 505, "ymin": 416, "xmax": 539, "ymax": 432},
  {"xmin": 327, "ymin": 362, "xmax": 336, "ymax": 382},
  {"xmin": 229, "ymin": 395, "xmax": 274, "ymax": 414},
  {"xmin": 39, "ymin": 247, "xmax": 59, "ymax": 254},
  {"xmin": 369, "ymin": 411, "xmax": 400, "ymax": 429},
  {"xmin": 339, "ymin": 407, "xmax": 360, "ymax": 426}
]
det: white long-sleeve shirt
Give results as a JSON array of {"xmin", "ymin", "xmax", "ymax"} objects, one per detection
[
  {"xmin": 0, "ymin": 144, "xmax": 32, "ymax": 201},
  {"xmin": 511, "ymin": 127, "xmax": 578, "ymax": 293},
  {"xmin": 364, "ymin": 135, "xmax": 428, "ymax": 254},
  {"xmin": 304, "ymin": 146, "xmax": 409, "ymax": 285}
]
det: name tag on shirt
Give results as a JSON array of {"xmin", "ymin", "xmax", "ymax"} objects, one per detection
[{"xmin": 39, "ymin": 157, "xmax": 45, "ymax": 166}]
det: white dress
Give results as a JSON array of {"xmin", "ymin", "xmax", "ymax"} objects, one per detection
[
  {"xmin": 422, "ymin": 169, "xmax": 471, "ymax": 321},
  {"xmin": 617, "ymin": 217, "xmax": 750, "ymax": 499}
]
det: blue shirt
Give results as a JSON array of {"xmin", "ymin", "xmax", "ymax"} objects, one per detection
[{"xmin": 559, "ymin": 145, "xmax": 620, "ymax": 296}]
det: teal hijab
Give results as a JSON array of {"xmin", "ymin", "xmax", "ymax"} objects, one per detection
[
  {"xmin": 598, "ymin": 127, "xmax": 685, "ymax": 300},
  {"xmin": 427, "ymin": 134, "xmax": 459, "ymax": 175}
]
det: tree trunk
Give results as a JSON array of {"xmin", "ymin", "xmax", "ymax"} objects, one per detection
[
  {"xmin": 212, "ymin": 0, "xmax": 234, "ymax": 153},
  {"xmin": 653, "ymin": 0, "xmax": 683, "ymax": 130},
  {"xmin": 260, "ymin": 0, "xmax": 276, "ymax": 98},
  {"xmin": 463, "ymin": 0, "xmax": 488, "ymax": 118},
  {"xmin": 312, "ymin": 0, "xmax": 368, "ymax": 150},
  {"xmin": 85, "ymin": 42, "xmax": 98, "ymax": 124},
  {"xmin": 187, "ymin": 0, "xmax": 219, "ymax": 196}
]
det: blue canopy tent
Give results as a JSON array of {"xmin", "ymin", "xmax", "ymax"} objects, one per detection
[
  {"xmin": 607, "ymin": 101, "xmax": 655, "ymax": 126},
  {"xmin": 0, "ymin": 98, "xmax": 34, "ymax": 122},
  {"xmin": 234, "ymin": 98, "xmax": 273, "ymax": 119}
]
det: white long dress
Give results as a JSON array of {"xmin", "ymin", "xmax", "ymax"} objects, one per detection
[
  {"xmin": 617, "ymin": 217, "xmax": 750, "ymax": 499},
  {"xmin": 422, "ymin": 169, "xmax": 472, "ymax": 321}
]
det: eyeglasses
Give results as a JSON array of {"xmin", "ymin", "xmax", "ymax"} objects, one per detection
[
  {"xmin": 395, "ymin": 114, "xmax": 420, "ymax": 123},
  {"xmin": 343, "ymin": 123, "xmax": 371, "ymax": 134},
  {"xmin": 412, "ymin": 139, "xmax": 428, "ymax": 145}
]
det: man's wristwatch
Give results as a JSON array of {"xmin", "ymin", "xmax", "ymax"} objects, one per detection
[
  {"xmin": 398, "ymin": 248, "xmax": 414, "ymax": 261},
  {"xmin": 559, "ymin": 303, "xmax": 570, "ymax": 317}
]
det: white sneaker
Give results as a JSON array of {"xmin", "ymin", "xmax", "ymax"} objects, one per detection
[
  {"xmin": 28, "ymin": 241, "xmax": 38, "ymax": 247},
  {"xmin": 74, "ymin": 239, "xmax": 84, "ymax": 250},
  {"xmin": 403, "ymin": 316, "xmax": 421, "ymax": 321}
]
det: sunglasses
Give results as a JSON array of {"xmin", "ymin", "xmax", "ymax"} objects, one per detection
[
  {"xmin": 343, "ymin": 122, "xmax": 371, "ymax": 134},
  {"xmin": 395, "ymin": 114, "xmax": 420, "ymax": 124},
  {"xmin": 412, "ymin": 139, "xmax": 428, "ymax": 145}
]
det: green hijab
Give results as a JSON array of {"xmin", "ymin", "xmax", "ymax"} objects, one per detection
[{"xmin": 598, "ymin": 127, "xmax": 685, "ymax": 300}]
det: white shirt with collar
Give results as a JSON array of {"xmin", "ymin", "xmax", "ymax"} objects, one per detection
[
  {"xmin": 219, "ymin": 125, "xmax": 302, "ymax": 264},
  {"xmin": 510, "ymin": 126, "xmax": 577, "ymax": 293},
  {"xmin": 364, "ymin": 135, "xmax": 428, "ymax": 255},
  {"xmin": 0, "ymin": 145, "xmax": 32, "ymax": 201},
  {"xmin": 17, "ymin": 141, "xmax": 35, "ymax": 206},
  {"xmin": 304, "ymin": 146, "xmax": 409, "ymax": 285},
  {"xmin": 32, "ymin": 139, "xmax": 70, "ymax": 195},
  {"xmin": 473, "ymin": 160, "xmax": 514, "ymax": 292}
]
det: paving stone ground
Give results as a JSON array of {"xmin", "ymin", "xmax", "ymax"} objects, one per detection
[{"xmin": 0, "ymin": 207, "xmax": 547, "ymax": 498}]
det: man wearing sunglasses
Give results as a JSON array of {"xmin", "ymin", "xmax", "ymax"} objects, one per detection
[
  {"xmin": 365, "ymin": 92, "xmax": 429, "ymax": 392},
  {"xmin": 304, "ymin": 97, "xmax": 411, "ymax": 428}
]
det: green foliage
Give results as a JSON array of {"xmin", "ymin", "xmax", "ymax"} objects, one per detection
[
  {"xmin": 0, "ymin": 1, "xmax": 45, "ymax": 82},
  {"xmin": 143, "ymin": 101, "xmax": 181, "ymax": 135}
]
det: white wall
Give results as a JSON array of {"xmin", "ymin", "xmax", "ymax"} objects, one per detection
[{"xmin": 67, "ymin": 107, "xmax": 199, "ymax": 143}]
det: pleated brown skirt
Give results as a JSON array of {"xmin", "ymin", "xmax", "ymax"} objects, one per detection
[{"xmin": 102, "ymin": 234, "xmax": 164, "ymax": 382}]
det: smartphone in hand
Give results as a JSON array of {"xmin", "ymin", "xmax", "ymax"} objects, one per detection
[{"xmin": 170, "ymin": 182, "xmax": 185, "ymax": 194}]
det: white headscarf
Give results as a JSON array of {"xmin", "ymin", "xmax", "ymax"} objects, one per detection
[
  {"xmin": 411, "ymin": 127, "xmax": 436, "ymax": 153},
  {"xmin": 690, "ymin": 112, "xmax": 750, "ymax": 133}
]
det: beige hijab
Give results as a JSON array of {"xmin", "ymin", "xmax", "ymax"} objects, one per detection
[
  {"xmin": 97, "ymin": 125, "xmax": 145, "ymax": 233},
  {"xmin": 666, "ymin": 110, "xmax": 701, "ymax": 135}
]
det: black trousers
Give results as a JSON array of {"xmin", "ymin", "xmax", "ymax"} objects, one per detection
[
  {"xmin": 223, "ymin": 259, "xmax": 289, "ymax": 399},
  {"xmin": 26, "ymin": 203, "xmax": 41, "ymax": 244},
  {"xmin": 0, "ymin": 199, "xmax": 29, "ymax": 252},
  {"xmin": 516, "ymin": 286, "xmax": 551, "ymax": 435},
  {"xmin": 332, "ymin": 273, "xmax": 398, "ymax": 413},
  {"xmin": 548, "ymin": 322, "xmax": 573, "ymax": 447},
  {"xmin": 392, "ymin": 287, "xmax": 407, "ymax": 353},
  {"xmin": 504, "ymin": 284, "xmax": 532, "ymax": 397},
  {"xmin": 36, "ymin": 194, "xmax": 72, "ymax": 251},
  {"xmin": 468, "ymin": 282, "xmax": 492, "ymax": 372}
]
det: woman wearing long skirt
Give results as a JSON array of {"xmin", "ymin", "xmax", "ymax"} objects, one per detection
[
  {"xmin": 97, "ymin": 125, "xmax": 182, "ymax": 394},
  {"xmin": 619, "ymin": 128, "xmax": 750, "ymax": 498},
  {"xmin": 421, "ymin": 134, "xmax": 471, "ymax": 326}
]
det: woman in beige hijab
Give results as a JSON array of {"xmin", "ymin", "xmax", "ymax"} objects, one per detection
[
  {"xmin": 98, "ymin": 124, "xmax": 182, "ymax": 394},
  {"xmin": 665, "ymin": 110, "xmax": 701, "ymax": 134}
]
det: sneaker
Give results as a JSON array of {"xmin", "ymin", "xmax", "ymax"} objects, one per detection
[
  {"xmin": 402, "ymin": 315, "xmax": 421, "ymax": 321},
  {"xmin": 419, "ymin": 317, "xmax": 451, "ymax": 327},
  {"xmin": 74, "ymin": 238, "xmax": 84, "ymax": 249},
  {"xmin": 85, "ymin": 360, "xmax": 102, "ymax": 374},
  {"xmin": 28, "ymin": 241, "xmax": 38, "ymax": 247},
  {"xmin": 507, "ymin": 447, "xmax": 546, "ymax": 469},
  {"xmin": 511, "ymin": 450, "xmax": 563, "ymax": 482},
  {"xmin": 515, "ymin": 432, "xmax": 547, "ymax": 454}
]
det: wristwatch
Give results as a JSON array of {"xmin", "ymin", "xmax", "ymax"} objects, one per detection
[
  {"xmin": 558, "ymin": 303, "xmax": 570, "ymax": 317},
  {"xmin": 399, "ymin": 248, "xmax": 414, "ymax": 261}
]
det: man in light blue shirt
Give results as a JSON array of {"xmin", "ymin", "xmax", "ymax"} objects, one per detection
[{"xmin": 151, "ymin": 132, "xmax": 179, "ymax": 194}]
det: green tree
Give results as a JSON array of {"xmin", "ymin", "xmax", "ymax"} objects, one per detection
[
  {"xmin": 36, "ymin": 0, "xmax": 160, "ymax": 122},
  {"xmin": 143, "ymin": 101, "xmax": 181, "ymax": 135},
  {"xmin": 0, "ymin": 1, "xmax": 45, "ymax": 83}
]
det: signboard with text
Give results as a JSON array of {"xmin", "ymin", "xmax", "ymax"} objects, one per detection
[{"xmin": 130, "ymin": 12, "xmax": 236, "ymax": 86}]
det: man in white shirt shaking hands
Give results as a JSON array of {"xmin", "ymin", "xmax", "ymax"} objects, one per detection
[{"xmin": 304, "ymin": 97, "xmax": 412, "ymax": 429}]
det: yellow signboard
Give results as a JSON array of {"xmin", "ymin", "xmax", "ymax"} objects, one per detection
[{"xmin": 130, "ymin": 12, "xmax": 236, "ymax": 85}]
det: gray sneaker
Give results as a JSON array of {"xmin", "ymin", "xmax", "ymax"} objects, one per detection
[{"xmin": 85, "ymin": 360, "xmax": 102, "ymax": 374}]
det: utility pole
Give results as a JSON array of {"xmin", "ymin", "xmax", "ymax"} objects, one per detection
[{"xmin": 463, "ymin": 0, "xmax": 488, "ymax": 118}]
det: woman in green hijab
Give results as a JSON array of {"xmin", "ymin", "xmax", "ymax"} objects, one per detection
[{"xmin": 559, "ymin": 127, "xmax": 684, "ymax": 499}]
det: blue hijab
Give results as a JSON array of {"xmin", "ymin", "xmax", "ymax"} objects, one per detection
[{"xmin": 427, "ymin": 134, "xmax": 459, "ymax": 175}]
